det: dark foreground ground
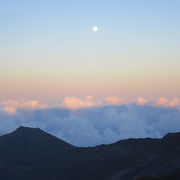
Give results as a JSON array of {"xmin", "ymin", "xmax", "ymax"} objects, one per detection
[{"xmin": 0, "ymin": 126, "xmax": 180, "ymax": 180}]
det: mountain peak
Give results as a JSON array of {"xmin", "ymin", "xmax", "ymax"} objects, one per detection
[
  {"xmin": 17, "ymin": 126, "xmax": 33, "ymax": 130},
  {"xmin": 0, "ymin": 126, "xmax": 74, "ymax": 155},
  {"xmin": 12, "ymin": 126, "xmax": 45, "ymax": 137},
  {"xmin": 15, "ymin": 126, "xmax": 42, "ymax": 132}
]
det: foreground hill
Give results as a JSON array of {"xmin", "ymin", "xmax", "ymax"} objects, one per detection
[{"xmin": 0, "ymin": 126, "xmax": 180, "ymax": 180}]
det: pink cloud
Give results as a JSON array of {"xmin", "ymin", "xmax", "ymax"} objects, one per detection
[
  {"xmin": 155, "ymin": 97, "xmax": 180, "ymax": 107},
  {"xmin": 105, "ymin": 96, "xmax": 123, "ymax": 105},
  {"xmin": 137, "ymin": 97, "xmax": 148, "ymax": 106},
  {"xmin": 169, "ymin": 98, "xmax": 180, "ymax": 107},
  {"xmin": 3, "ymin": 106, "xmax": 17, "ymax": 114},
  {"xmin": 1, "ymin": 97, "xmax": 179, "ymax": 113},
  {"xmin": 1, "ymin": 99, "xmax": 48, "ymax": 111},
  {"xmin": 62, "ymin": 96, "xmax": 102, "ymax": 110}
]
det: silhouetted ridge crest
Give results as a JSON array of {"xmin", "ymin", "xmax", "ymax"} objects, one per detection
[
  {"xmin": 13, "ymin": 126, "xmax": 44, "ymax": 135},
  {"xmin": 163, "ymin": 132, "xmax": 180, "ymax": 140},
  {"xmin": 0, "ymin": 127, "xmax": 180, "ymax": 180},
  {"xmin": 0, "ymin": 126, "xmax": 74, "ymax": 158}
]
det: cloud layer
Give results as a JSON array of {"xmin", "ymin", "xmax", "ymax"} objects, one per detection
[
  {"xmin": 62, "ymin": 96, "xmax": 102, "ymax": 109},
  {"xmin": 105, "ymin": 96, "xmax": 123, "ymax": 105},
  {"xmin": 2, "ymin": 99, "xmax": 48, "ymax": 114},
  {"xmin": 155, "ymin": 97, "xmax": 180, "ymax": 107},
  {"xmin": 0, "ymin": 97, "xmax": 180, "ymax": 147}
]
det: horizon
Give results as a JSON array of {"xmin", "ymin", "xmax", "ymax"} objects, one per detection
[{"xmin": 5, "ymin": 125, "xmax": 180, "ymax": 147}]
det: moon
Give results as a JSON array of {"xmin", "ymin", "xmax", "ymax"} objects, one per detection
[{"xmin": 92, "ymin": 26, "xmax": 98, "ymax": 32}]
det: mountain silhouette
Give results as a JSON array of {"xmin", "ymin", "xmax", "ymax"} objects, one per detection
[{"xmin": 0, "ymin": 126, "xmax": 180, "ymax": 180}]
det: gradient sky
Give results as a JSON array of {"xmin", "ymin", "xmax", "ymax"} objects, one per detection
[{"xmin": 0, "ymin": 0, "xmax": 180, "ymax": 102}]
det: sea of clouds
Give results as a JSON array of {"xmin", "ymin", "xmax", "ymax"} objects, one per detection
[{"xmin": 0, "ymin": 97, "xmax": 180, "ymax": 147}]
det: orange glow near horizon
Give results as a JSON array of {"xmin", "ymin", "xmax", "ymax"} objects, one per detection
[{"xmin": 0, "ymin": 63, "xmax": 180, "ymax": 102}]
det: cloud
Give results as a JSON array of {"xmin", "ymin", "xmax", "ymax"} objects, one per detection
[
  {"xmin": 155, "ymin": 97, "xmax": 180, "ymax": 107},
  {"xmin": 3, "ymin": 106, "xmax": 17, "ymax": 114},
  {"xmin": 0, "ymin": 102, "xmax": 180, "ymax": 147},
  {"xmin": 1, "ymin": 99, "xmax": 48, "ymax": 113},
  {"xmin": 105, "ymin": 96, "xmax": 123, "ymax": 105},
  {"xmin": 62, "ymin": 96, "xmax": 102, "ymax": 110},
  {"xmin": 168, "ymin": 98, "xmax": 180, "ymax": 107},
  {"xmin": 137, "ymin": 97, "xmax": 148, "ymax": 106}
]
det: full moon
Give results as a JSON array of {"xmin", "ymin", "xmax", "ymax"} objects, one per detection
[{"xmin": 92, "ymin": 26, "xmax": 98, "ymax": 32}]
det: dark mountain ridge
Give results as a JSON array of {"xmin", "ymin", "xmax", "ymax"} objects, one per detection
[{"xmin": 0, "ymin": 126, "xmax": 180, "ymax": 180}]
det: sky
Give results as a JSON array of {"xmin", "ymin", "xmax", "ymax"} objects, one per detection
[
  {"xmin": 0, "ymin": 0, "xmax": 180, "ymax": 103},
  {"xmin": 0, "ymin": 1, "xmax": 180, "ymax": 146}
]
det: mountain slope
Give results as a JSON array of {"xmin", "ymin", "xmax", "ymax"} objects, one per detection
[
  {"xmin": 0, "ymin": 127, "xmax": 180, "ymax": 180},
  {"xmin": 0, "ymin": 126, "xmax": 75, "ymax": 180}
]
